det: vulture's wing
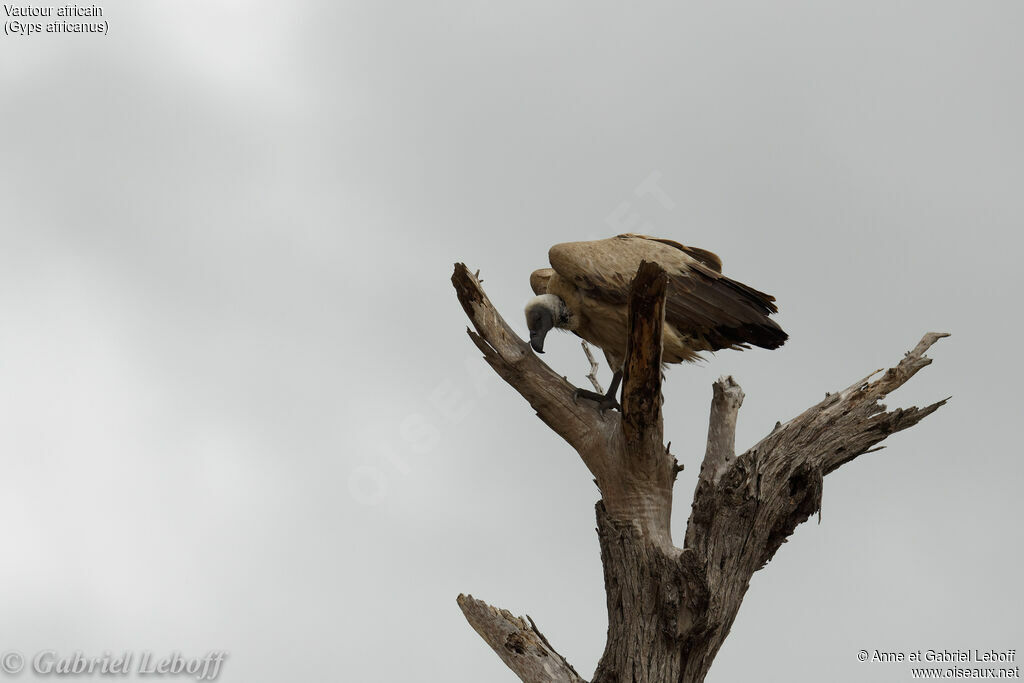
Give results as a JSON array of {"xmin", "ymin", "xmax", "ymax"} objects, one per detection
[
  {"xmin": 621, "ymin": 234, "xmax": 723, "ymax": 272},
  {"xmin": 530, "ymin": 268, "xmax": 555, "ymax": 295},
  {"xmin": 548, "ymin": 234, "xmax": 787, "ymax": 351}
]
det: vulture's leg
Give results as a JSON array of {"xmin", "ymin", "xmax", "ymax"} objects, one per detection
[{"xmin": 573, "ymin": 370, "xmax": 622, "ymax": 413}]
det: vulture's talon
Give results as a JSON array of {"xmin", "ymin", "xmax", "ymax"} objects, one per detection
[{"xmin": 573, "ymin": 388, "xmax": 621, "ymax": 413}]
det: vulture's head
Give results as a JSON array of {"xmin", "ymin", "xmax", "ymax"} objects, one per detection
[{"xmin": 524, "ymin": 294, "xmax": 570, "ymax": 353}]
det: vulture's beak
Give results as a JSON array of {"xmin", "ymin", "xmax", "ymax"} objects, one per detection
[
  {"xmin": 529, "ymin": 330, "xmax": 547, "ymax": 353},
  {"xmin": 528, "ymin": 310, "xmax": 554, "ymax": 354}
]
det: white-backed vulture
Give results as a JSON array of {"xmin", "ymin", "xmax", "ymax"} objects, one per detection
[{"xmin": 524, "ymin": 234, "xmax": 787, "ymax": 408}]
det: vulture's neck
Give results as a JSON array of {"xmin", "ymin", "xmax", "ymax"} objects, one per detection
[{"xmin": 528, "ymin": 294, "xmax": 575, "ymax": 330}]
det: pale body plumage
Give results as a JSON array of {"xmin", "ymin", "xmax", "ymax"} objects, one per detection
[{"xmin": 525, "ymin": 234, "xmax": 787, "ymax": 371}]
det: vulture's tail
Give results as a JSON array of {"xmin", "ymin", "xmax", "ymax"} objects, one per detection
[{"xmin": 717, "ymin": 276, "xmax": 788, "ymax": 350}]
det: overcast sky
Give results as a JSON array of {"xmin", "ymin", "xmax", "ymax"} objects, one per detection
[{"xmin": 2, "ymin": 2, "xmax": 1022, "ymax": 681}]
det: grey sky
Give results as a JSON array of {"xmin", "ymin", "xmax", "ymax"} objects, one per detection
[{"xmin": 1, "ymin": 2, "xmax": 1021, "ymax": 681}]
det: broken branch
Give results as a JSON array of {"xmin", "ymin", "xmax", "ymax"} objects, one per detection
[
  {"xmin": 456, "ymin": 594, "xmax": 584, "ymax": 683},
  {"xmin": 581, "ymin": 341, "xmax": 604, "ymax": 394}
]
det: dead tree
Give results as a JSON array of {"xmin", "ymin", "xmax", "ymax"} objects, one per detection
[{"xmin": 451, "ymin": 261, "xmax": 947, "ymax": 683}]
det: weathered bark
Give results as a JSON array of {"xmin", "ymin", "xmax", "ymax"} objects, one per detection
[
  {"xmin": 456, "ymin": 594, "xmax": 585, "ymax": 683},
  {"xmin": 451, "ymin": 262, "xmax": 947, "ymax": 683}
]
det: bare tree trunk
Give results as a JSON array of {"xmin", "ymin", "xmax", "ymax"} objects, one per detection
[{"xmin": 452, "ymin": 262, "xmax": 947, "ymax": 683}]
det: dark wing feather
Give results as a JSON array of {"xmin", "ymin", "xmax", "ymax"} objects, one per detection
[{"xmin": 666, "ymin": 260, "xmax": 787, "ymax": 351}]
